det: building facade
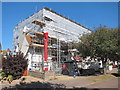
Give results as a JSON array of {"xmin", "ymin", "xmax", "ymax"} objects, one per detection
[{"xmin": 12, "ymin": 8, "xmax": 91, "ymax": 72}]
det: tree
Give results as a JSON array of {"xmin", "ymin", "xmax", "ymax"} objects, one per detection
[{"xmin": 76, "ymin": 26, "xmax": 119, "ymax": 65}]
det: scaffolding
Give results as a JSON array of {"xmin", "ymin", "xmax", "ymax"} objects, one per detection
[{"xmin": 12, "ymin": 8, "xmax": 91, "ymax": 73}]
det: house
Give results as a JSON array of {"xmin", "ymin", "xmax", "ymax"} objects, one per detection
[
  {"xmin": 2, "ymin": 48, "xmax": 11, "ymax": 56},
  {"xmin": 12, "ymin": 8, "xmax": 91, "ymax": 73}
]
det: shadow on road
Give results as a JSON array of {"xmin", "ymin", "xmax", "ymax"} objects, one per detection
[
  {"xmin": 1, "ymin": 81, "xmax": 118, "ymax": 90},
  {"xmin": 1, "ymin": 81, "xmax": 66, "ymax": 90},
  {"xmin": 111, "ymin": 73, "xmax": 120, "ymax": 77}
]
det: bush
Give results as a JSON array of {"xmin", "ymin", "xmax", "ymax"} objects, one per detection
[{"xmin": 2, "ymin": 52, "xmax": 28, "ymax": 80}]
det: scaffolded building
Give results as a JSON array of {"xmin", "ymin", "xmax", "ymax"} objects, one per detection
[{"xmin": 12, "ymin": 8, "xmax": 91, "ymax": 73}]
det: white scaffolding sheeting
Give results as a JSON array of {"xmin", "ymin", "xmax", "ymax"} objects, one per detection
[
  {"xmin": 12, "ymin": 8, "xmax": 91, "ymax": 71},
  {"xmin": 20, "ymin": 34, "xmax": 29, "ymax": 56},
  {"xmin": 43, "ymin": 8, "xmax": 90, "ymax": 42},
  {"xmin": 13, "ymin": 8, "xmax": 91, "ymax": 53}
]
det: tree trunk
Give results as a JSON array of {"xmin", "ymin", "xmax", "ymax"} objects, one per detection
[{"xmin": 103, "ymin": 58, "xmax": 108, "ymax": 74}]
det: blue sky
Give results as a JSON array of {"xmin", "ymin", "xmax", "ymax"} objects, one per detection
[{"xmin": 2, "ymin": 2, "xmax": 118, "ymax": 50}]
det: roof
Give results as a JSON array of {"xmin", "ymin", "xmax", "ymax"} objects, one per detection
[
  {"xmin": 2, "ymin": 49, "xmax": 11, "ymax": 55},
  {"xmin": 7, "ymin": 48, "xmax": 11, "ymax": 52},
  {"xmin": 44, "ymin": 8, "xmax": 92, "ymax": 32}
]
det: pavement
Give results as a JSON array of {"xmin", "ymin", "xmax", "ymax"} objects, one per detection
[
  {"xmin": 48, "ymin": 75, "xmax": 118, "ymax": 88},
  {"xmin": 86, "ymin": 77, "xmax": 118, "ymax": 88},
  {"xmin": 49, "ymin": 76, "xmax": 94, "ymax": 88},
  {"xmin": 48, "ymin": 68, "xmax": 119, "ymax": 88}
]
